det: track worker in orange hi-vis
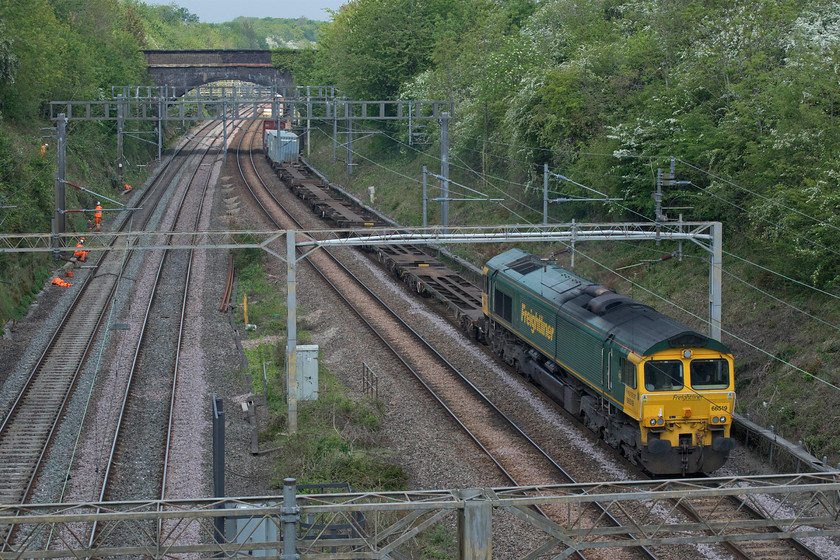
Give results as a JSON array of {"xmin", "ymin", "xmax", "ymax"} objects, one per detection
[
  {"xmin": 94, "ymin": 202, "xmax": 102, "ymax": 231},
  {"xmin": 74, "ymin": 238, "xmax": 88, "ymax": 262}
]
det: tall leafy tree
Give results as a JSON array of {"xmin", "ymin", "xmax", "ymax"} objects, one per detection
[{"xmin": 316, "ymin": 0, "xmax": 478, "ymax": 99}]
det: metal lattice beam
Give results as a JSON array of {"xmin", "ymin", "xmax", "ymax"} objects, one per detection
[
  {"xmin": 0, "ymin": 222, "xmax": 724, "ymax": 339},
  {"xmin": 49, "ymin": 98, "xmax": 453, "ymax": 122},
  {"xmin": 0, "ymin": 223, "xmax": 717, "ymax": 254},
  {"xmin": 0, "ymin": 474, "xmax": 838, "ymax": 558}
]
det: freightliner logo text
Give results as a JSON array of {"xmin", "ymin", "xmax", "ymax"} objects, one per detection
[{"xmin": 521, "ymin": 304, "xmax": 555, "ymax": 341}]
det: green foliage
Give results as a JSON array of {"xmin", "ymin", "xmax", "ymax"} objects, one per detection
[
  {"xmin": 316, "ymin": 0, "xmax": 480, "ymax": 99},
  {"xmin": 303, "ymin": 0, "xmax": 840, "ymax": 466},
  {"xmin": 233, "ymin": 235, "xmax": 264, "ymax": 271},
  {"xmin": 0, "ymin": 22, "xmax": 19, "ymax": 87},
  {"xmin": 0, "ymin": 0, "xmax": 168, "ymax": 321},
  {"xmin": 0, "ymin": 253, "xmax": 51, "ymax": 325},
  {"xmin": 270, "ymin": 48, "xmax": 297, "ymax": 72},
  {"xmin": 131, "ymin": 2, "xmax": 325, "ymax": 50},
  {"xmin": 419, "ymin": 525, "xmax": 456, "ymax": 560}
]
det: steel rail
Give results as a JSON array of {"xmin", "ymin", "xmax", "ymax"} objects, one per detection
[
  {"xmin": 670, "ymin": 475, "xmax": 827, "ymax": 560},
  {"xmin": 219, "ymin": 254, "xmax": 234, "ymax": 312},
  {"xmin": 85, "ymin": 115, "xmax": 239, "ymax": 551}
]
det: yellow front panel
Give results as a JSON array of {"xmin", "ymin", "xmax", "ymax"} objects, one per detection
[{"xmin": 638, "ymin": 348, "xmax": 735, "ymax": 447}]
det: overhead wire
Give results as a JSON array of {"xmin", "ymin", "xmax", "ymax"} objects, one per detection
[
  {"xmin": 443, "ymin": 136, "xmax": 840, "ymax": 266},
  {"xmin": 318, "ymin": 117, "xmax": 838, "ymax": 392},
  {"xmin": 314, "ymin": 124, "xmax": 542, "ymax": 208},
  {"xmin": 335, "ymin": 118, "xmax": 840, "ymax": 250},
  {"xmin": 677, "ymin": 158, "xmax": 840, "ymax": 237},
  {"xmin": 722, "ymin": 267, "xmax": 840, "ymax": 333},
  {"xmin": 675, "ymin": 179, "xmax": 840, "ymax": 262},
  {"xmin": 320, "ymin": 117, "xmax": 840, "ymax": 318},
  {"xmin": 723, "ymin": 250, "xmax": 840, "ymax": 303}
]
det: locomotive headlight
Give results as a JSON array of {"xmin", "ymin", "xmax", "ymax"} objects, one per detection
[
  {"xmin": 649, "ymin": 419, "xmax": 657, "ymax": 426},
  {"xmin": 712, "ymin": 416, "xmax": 719, "ymax": 424},
  {"xmin": 683, "ymin": 350, "xmax": 692, "ymax": 358},
  {"xmin": 719, "ymin": 415, "xmax": 727, "ymax": 424},
  {"xmin": 657, "ymin": 417, "xmax": 665, "ymax": 426}
]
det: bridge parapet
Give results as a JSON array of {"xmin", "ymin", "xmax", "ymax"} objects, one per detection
[
  {"xmin": 143, "ymin": 49, "xmax": 273, "ymax": 67},
  {"xmin": 141, "ymin": 49, "xmax": 292, "ymax": 90}
]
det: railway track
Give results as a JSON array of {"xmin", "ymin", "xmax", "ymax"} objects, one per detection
[
  {"xmin": 0, "ymin": 115, "xmax": 239, "ymax": 557},
  {"xmin": 243, "ymin": 120, "xmax": 840, "ymax": 560},
  {"xmin": 84, "ymin": 116, "xmax": 239, "ymax": 549},
  {"xmin": 673, "ymin": 480, "xmax": 826, "ymax": 560},
  {"xmin": 0, "ymin": 118, "xmax": 228, "ymax": 509},
  {"xmin": 236, "ymin": 120, "xmax": 660, "ymax": 560}
]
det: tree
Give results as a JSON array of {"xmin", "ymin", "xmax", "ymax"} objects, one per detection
[
  {"xmin": 316, "ymin": 0, "xmax": 477, "ymax": 99},
  {"xmin": 0, "ymin": 22, "xmax": 19, "ymax": 86}
]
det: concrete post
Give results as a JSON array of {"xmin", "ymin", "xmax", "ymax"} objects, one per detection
[
  {"xmin": 543, "ymin": 163, "xmax": 548, "ymax": 224},
  {"xmin": 286, "ymin": 231, "xmax": 298, "ymax": 434},
  {"xmin": 332, "ymin": 102, "xmax": 337, "ymax": 163},
  {"xmin": 709, "ymin": 221, "xmax": 722, "ymax": 341},
  {"xmin": 346, "ymin": 101, "xmax": 353, "ymax": 176},
  {"xmin": 212, "ymin": 395, "xmax": 226, "ymax": 543},
  {"xmin": 157, "ymin": 94, "xmax": 163, "ymax": 161},
  {"xmin": 281, "ymin": 479, "xmax": 299, "ymax": 560},
  {"xmin": 117, "ymin": 95, "xmax": 124, "ymax": 180},
  {"xmin": 53, "ymin": 114, "xmax": 67, "ymax": 247},
  {"xmin": 654, "ymin": 167, "xmax": 663, "ymax": 246},
  {"xmin": 422, "ymin": 165, "xmax": 428, "ymax": 227},
  {"xmin": 306, "ymin": 96, "xmax": 311, "ymax": 158},
  {"xmin": 440, "ymin": 112, "xmax": 450, "ymax": 226},
  {"xmin": 458, "ymin": 489, "xmax": 491, "ymax": 560},
  {"xmin": 222, "ymin": 99, "xmax": 228, "ymax": 162}
]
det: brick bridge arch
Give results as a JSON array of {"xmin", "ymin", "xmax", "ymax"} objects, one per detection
[{"xmin": 142, "ymin": 50, "xmax": 292, "ymax": 91}]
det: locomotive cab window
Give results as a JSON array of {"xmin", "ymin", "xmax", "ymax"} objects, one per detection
[
  {"xmin": 690, "ymin": 359, "xmax": 730, "ymax": 389},
  {"xmin": 644, "ymin": 360, "xmax": 683, "ymax": 391},
  {"xmin": 620, "ymin": 358, "xmax": 637, "ymax": 389},
  {"xmin": 494, "ymin": 288, "xmax": 512, "ymax": 322}
]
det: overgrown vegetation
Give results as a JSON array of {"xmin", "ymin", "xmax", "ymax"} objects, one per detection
[
  {"xmin": 133, "ymin": 3, "xmax": 325, "ymax": 50},
  {"xmin": 0, "ymin": 0, "xmax": 323, "ymax": 328},
  {"xmin": 0, "ymin": 0, "xmax": 155, "ymax": 328}
]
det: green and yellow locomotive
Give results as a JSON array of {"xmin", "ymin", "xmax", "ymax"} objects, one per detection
[{"xmin": 483, "ymin": 248, "xmax": 735, "ymax": 475}]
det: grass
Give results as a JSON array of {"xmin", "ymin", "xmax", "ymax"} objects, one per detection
[{"xmin": 232, "ymin": 236, "xmax": 407, "ymax": 492}]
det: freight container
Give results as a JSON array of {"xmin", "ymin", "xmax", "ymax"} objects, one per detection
[{"xmin": 264, "ymin": 129, "xmax": 299, "ymax": 164}]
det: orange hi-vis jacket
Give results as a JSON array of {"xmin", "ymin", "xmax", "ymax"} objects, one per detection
[
  {"xmin": 51, "ymin": 277, "xmax": 72, "ymax": 287},
  {"xmin": 74, "ymin": 242, "xmax": 88, "ymax": 261}
]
